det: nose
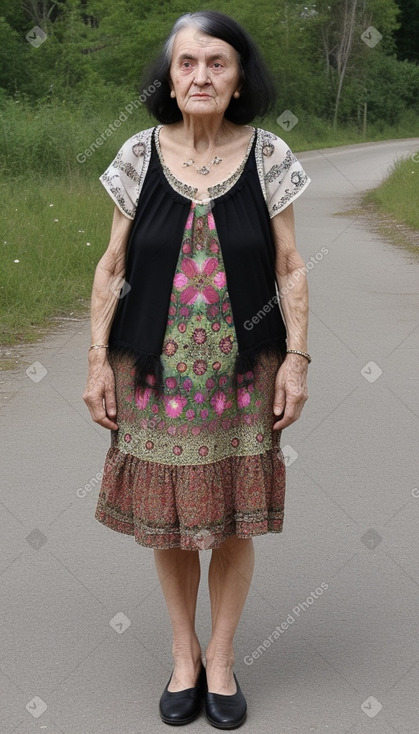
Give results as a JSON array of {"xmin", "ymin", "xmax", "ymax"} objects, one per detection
[{"xmin": 193, "ymin": 62, "xmax": 210, "ymax": 86}]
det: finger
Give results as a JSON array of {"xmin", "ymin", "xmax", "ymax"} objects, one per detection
[
  {"xmin": 104, "ymin": 384, "xmax": 117, "ymax": 419},
  {"xmin": 273, "ymin": 414, "xmax": 297, "ymax": 430},
  {"xmin": 100, "ymin": 389, "xmax": 118, "ymax": 430},
  {"xmin": 98, "ymin": 416, "xmax": 119, "ymax": 431},
  {"xmin": 273, "ymin": 385, "xmax": 285, "ymax": 417},
  {"xmin": 93, "ymin": 406, "xmax": 118, "ymax": 431},
  {"xmin": 85, "ymin": 395, "xmax": 118, "ymax": 431},
  {"xmin": 273, "ymin": 398, "xmax": 302, "ymax": 430}
]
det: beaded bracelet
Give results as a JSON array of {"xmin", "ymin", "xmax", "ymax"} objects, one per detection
[
  {"xmin": 89, "ymin": 344, "xmax": 109, "ymax": 351},
  {"xmin": 286, "ymin": 349, "xmax": 312, "ymax": 364}
]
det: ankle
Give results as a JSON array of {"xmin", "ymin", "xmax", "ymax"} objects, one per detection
[
  {"xmin": 172, "ymin": 638, "xmax": 202, "ymax": 666},
  {"xmin": 204, "ymin": 646, "xmax": 237, "ymax": 695},
  {"xmin": 205, "ymin": 644, "xmax": 235, "ymax": 669}
]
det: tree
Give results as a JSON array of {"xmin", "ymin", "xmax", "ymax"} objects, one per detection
[
  {"xmin": 21, "ymin": 0, "xmax": 59, "ymax": 26},
  {"xmin": 0, "ymin": 0, "xmax": 415, "ymax": 133},
  {"xmin": 311, "ymin": 0, "xmax": 401, "ymax": 127},
  {"xmin": 332, "ymin": 0, "xmax": 359, "ymax": 130},
  {"xmin": 393, "ymin": 0, "xmax": 419, "ymax": 62}
]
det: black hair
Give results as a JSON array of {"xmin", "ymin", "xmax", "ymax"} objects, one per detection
[{"xmin": 139, "ymin": 10, "xmax": 276, "ymax": 124}]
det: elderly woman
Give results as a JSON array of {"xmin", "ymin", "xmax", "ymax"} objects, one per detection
[{"xmin": 83, "ymin": 10, "xmax": 310, "ymax": 729}]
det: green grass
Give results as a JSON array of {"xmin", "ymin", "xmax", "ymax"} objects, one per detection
[
  {"xmin": 0, "ymin": 96, "xmax": 155, "ymax": 180},
  {"xmin": 0, "ymin": 174, "xmax": 112, "ymax": 344},
  {"xmin": 364, "ymin": 154, "xmax": 419, "ymax": 230}
]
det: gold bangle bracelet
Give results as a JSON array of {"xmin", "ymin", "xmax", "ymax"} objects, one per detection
[
  {"xmin": 286, "ymin": 349, "xmax": 311, "ymax": 363},
  {"xmin": 89, "ymin": 344, "xmax": 109, "ymax": 351}
]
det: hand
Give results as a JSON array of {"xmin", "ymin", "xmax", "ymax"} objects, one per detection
[
  {"xmin": 82, "ymin": 354, "xmax": 118, "ymax": 430},
  {"xmin": 272, "ymin": 353, "xmax": 309, "ymax": 430}
]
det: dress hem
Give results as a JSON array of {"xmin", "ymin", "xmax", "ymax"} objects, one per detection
[{"xmin": 95, "ymin": 500, "xmax": 284, "ymax": 551}]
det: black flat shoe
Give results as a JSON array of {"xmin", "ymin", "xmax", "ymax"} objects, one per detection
[
  {"xmin": 205, "ymin": 673, "xmax": 247, "ymax": 730},
  {"xmin": 159, "ymin": 664, "xmax": 207, "ymax": 725}
]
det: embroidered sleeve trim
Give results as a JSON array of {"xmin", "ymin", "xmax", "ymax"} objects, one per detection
[
  {"xmin": 256, "ymin": 128, "xmax": 311, "ymax": 218},
  {"xmin": 99, "ymin": 127, "xmax": 154, "ymax": 219}
]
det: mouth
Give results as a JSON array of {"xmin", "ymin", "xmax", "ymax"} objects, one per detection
[{"xmin": 192, "ymin": 94, "xmax": 211, "ymax": 98}]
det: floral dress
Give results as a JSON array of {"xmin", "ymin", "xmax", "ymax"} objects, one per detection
[{"xmin": 95, "ymin": 126, "xmax": 310, "ymax": 550}]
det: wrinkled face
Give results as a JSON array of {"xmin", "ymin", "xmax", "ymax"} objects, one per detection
[{"xmin": 169, "ymin": 27, "xmax": 242, "ymax": 118}]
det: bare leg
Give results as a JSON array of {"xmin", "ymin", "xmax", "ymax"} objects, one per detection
[
  {"xmin": 154, "ymin": 548, "xmax": 202, "ymax": 691},
  {"xmin": 205, "ymin": 536, "xmax": 255, "ymax": 694}
]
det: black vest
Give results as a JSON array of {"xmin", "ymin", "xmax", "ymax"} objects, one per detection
[{"xmin": 109, "ymin": 129, "xmax": 287, "ymax": 392}]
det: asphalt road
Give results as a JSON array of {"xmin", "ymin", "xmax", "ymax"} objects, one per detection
[{"xmin": 1, "ymin": 138, "xmax": 419, "ymax": 734}]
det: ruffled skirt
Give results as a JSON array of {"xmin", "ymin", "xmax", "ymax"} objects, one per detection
[{"xmin": 95, "ymin": 352, "xmax": 286, "ymax": 550}]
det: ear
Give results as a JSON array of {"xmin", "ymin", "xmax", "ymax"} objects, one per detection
[
  {"xmin": 168, "ymin": 75, "xmax": 175, "ymax": 98},
  {"xmin": 233, "ymin": 74, "xmax": 244, "ymax": 98}
]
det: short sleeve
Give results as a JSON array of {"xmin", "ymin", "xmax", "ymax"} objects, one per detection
[
  {"xmin": 99, "ymin": 127, "xmax": 154, "ymax": 219},
  {"xmin": 257, "ymin": 129, "xmax": 311, "ymax": 218}
]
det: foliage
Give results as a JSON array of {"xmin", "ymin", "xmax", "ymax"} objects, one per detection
[
  {"xmin": 365, "ymin": 54, "xmax": 419, "ymax": 125},
  {"xmin": 393, "ymin": 0, "xmax": 419, "ymax": 62},
  {"xmin": 0, "ymin": 173, "xmax": 108, "ymax": 343},
  {"xmin": 0, "ymin": 93, "xmax": 153, "ymax": 179},
  {"xmin": 365, "ymin": 154, "xmax": 419, "ymax": 230},
  {"xmin": 0, "ymin": 0, "xmax": 417, "ymax": 127}
]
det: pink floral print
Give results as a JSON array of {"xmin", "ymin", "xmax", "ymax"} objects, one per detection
[
  {"xmin": 131, "ymin": 200, "xmax": 264, "ymax": 453},
  {"xmin": 174, "ymin": 257, "xmax": 223, "ymax": 305}
]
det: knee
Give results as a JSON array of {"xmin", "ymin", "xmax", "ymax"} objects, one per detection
[{"xmin": 213, "ymin": 535, "xmax": 253, "ymax": 557}]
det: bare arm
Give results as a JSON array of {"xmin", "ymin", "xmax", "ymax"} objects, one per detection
[
  {"xmin": 82, "ymin": 206, "xmax": 133, "ymax": 430},
  {"xmin": 270, "ymin": 203, "xmax": 309, "ymax": 430}
]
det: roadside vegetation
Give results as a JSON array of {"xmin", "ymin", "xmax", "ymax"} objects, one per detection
[
  {"xmin": 360, "ymin": 154, "xmax": 419, "ymax": 256},
  {"xmin": 0, "ymin": 175, "xmax": 109, "ymax": 344},
  {"xmin": 364, "ymin": 155, "xmax": 419, "ymax": 231}
]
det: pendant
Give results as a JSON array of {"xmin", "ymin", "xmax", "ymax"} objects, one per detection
[{"xmin": 181, "ymin": 156, "xmax": 223, "ymax": 174}]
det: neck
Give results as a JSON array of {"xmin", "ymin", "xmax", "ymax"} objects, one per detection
[{"xmin": 175, "ymin": 116, "xmax": 235, "ymax": 154}]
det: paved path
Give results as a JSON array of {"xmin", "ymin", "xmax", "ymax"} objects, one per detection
[{"xmin": 1, "ymin": 139, "xmax": 419, "ymax": 734}]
